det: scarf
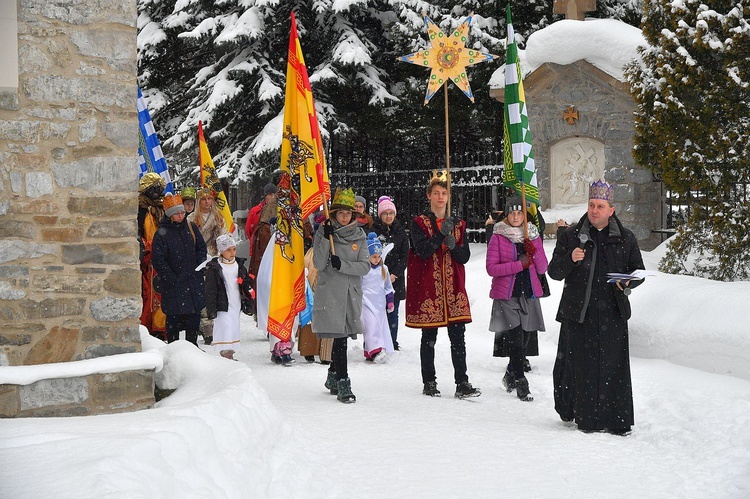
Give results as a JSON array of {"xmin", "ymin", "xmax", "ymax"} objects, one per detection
[{"xmin": 493, "ymin": 221, "xmax": 540, "ymax": 243}]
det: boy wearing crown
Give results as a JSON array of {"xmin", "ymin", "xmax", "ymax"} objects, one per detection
[
  {"xmin": 405, "ymin": 171, "xmax": 481, "ymax": 399},
  {"xmin": 548, "ymin": 179, "xmax": 645, "ymax": 435}
]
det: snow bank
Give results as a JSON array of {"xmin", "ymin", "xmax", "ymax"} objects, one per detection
[{"xmin": 0, "ymin": 330, "xmax": 332, "ymax": 498}]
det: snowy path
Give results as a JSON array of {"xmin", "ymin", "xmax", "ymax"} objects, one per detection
[
  {"xmin": 240, "ymin": 312, "xmax": 750, "ymax": 498},
  {"xmin": 2, "ymin": 239, "xmax": 749, "ymax": 498}
]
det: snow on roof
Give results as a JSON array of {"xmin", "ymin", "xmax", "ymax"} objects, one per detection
[{"xmin": 489, "ymin": 19, "xmax": 646, "ymax": 88}]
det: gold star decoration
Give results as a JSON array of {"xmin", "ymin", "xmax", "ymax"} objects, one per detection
[{"xmin": 399, "ymin": 15, "xmax": 498, "ymax": 105}]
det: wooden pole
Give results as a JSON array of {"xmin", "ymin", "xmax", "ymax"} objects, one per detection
[
  {"xmin": 520, "ymin": 182, "xmax": 529, "ymax": 239},
  {"xmin": 322, "ymin": 201, "xmax": 336, "ymax": 256},
  {"xmin": 444, "ymin": 84, "xmax": 451, "ymax": 215}
]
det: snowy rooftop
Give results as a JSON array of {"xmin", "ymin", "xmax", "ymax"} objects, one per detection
[{"xmin": 489, "ymin": 19, "xmax": 646, "ymax": 88}]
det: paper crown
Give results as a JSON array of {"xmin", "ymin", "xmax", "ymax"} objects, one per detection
[
  {"xmin": 180, "ymin": 187, "xmax": 197, "ymax": 200},
  {"xmin": 163, "ymin": 193, "xmax": 184, "ymax": 217},
  {"xmin": 367, "ymin": 232, "xmax": 383, "ymax": 255},
  {"xmin": 589, "ymin": 179, "xmax": 615, "ymax": 202},
  {"xmin": 330, "ymin": 188, "xmax": 356, "ymax": 211}
]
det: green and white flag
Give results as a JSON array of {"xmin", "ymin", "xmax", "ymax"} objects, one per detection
[{"xmin": 502, "ymin": 4, "xmax": 539, "ymax": 205}]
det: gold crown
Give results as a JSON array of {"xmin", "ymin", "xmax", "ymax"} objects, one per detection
[
  {"xmin": 330, "ymin": 187, "xmax": 356, "ymax": 211},
  {"xmin": 589, "ymin": 179, "xmax": 615, "ymax": 202},
  {"xmin": 163, "ymin": 193, "xmax": 184, "ymax": 216},
  {"xmin": 196, "ymin": 186, "xmax": 215, "ymax": 200},
  {"xmin": 430, "ymin": 169, "xmax": 449, "ymax": 183}
]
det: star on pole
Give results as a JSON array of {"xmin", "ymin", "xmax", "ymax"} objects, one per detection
[{"xmin": 399, "ymin": 15, "xmax": 498, "ymax": 105}]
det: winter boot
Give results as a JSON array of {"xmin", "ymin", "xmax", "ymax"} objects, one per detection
[
  {"xmin": 336, "ymin": 378, "xmax": 356, "ymax": 403},
  {"xmin": 455, "ymin": 381, "xmax": 482, "ymax": 399},
  {"xmin": 422, "ymin": 381, "xmax": 441, "ymax": 397},
  {"xmin": 523, "ymin": 358, "xmax": 532, "ymax": 373},
  {"xmin": 502, "ymin": 371, "xmax": 516, "ymax": 393},
  {"xmin": 281, "ymin": 354, "xmax": 296, "ymax": 366},
  {"xmin": 515, "ymin": 377, "xmax": 533, "ymax": 402},
  {"xmin": 325, "ymin": 370, "xmax": 338, "ymax": 395}
]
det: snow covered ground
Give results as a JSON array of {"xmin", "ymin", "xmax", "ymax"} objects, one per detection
[{"xmin": 1, "ymin": 240, "xmax": 750, "ymax": 498}]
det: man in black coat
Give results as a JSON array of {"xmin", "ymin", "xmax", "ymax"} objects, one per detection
[
  {"xmin": 152, "ymin": 193, "xmax": 208, "ymax": 346},
  {"xmin": 547, "ymin": 180, "xmax": 645, "ymax": 435}
]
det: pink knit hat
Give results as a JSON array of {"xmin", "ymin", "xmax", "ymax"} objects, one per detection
[{"xmin": 377, "ymin": 196, "xmax": 396, "ymax": 217}]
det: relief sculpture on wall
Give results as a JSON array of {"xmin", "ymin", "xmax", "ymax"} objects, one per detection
[{"xmin": 550, "ymin": 137, "xmax": 605, "ymax": 206}]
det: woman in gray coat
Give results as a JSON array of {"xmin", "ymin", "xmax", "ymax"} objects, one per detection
[{"xmin": 312, "ymin": 188, "xmax": 370, "ymax": 403}]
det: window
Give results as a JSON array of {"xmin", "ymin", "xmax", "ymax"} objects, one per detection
[{"xmin": 0, "ymin": 0, "xmax": 18, "ymax": 91}]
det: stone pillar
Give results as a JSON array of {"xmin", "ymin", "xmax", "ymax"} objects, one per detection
[{"xmin": 0, "ymin": 0, "xmax": 155, "ymax": 417}]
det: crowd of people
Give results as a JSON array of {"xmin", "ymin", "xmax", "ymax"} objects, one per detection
[{"xmin": 137, "ymin": 174, "xmax": 644, "ymax": 434}]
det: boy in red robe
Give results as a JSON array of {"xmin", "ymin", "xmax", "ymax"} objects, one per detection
[{"xmin": 405, "ymin": 171, "xmax": 481, "ymax": 399}]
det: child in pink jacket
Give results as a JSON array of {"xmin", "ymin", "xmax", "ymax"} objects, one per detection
[{"xmin": 485, "ymin": 196, "xmax": 548, "ymax": 402}]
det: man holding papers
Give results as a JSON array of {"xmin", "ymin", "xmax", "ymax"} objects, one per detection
[{"xmin": 548, "ymin": 179, "xmax": 645, "ymax": 435}]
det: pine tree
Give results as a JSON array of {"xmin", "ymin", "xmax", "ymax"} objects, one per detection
[
  {"xmin": 626, "ymin": 0, "xmax": 750, "ymax": 280},
  {"xmin": 137, "ymin": 1, "xmax": 563, "ymax": 185}
]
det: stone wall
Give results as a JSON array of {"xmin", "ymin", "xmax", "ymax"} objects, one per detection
[
  {"xmin": 0, "ymin": 0, "xmax": 155, "ymax": 416},
  {"xmin": 494, "ymin": 60, "xmax": 662, "ymax": 250}
]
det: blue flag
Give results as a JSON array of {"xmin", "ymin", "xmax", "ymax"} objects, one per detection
[{"xmin": 137, "ymin": 87, "xmax": 173, "ymax": 194}]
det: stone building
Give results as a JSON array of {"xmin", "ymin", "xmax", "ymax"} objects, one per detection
[
  {"xmin": 0, "ymin": 1, "xmax": 156, "ymax": 417},
  {"xmin": 490, "ymin": 7, "xmax": 662, "ymax": 250}
]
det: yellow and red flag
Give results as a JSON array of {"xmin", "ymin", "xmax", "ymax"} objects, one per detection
[
  {"xmin": 267, "ymin": 11, "xmax": 330, "ymax": 341},
  {"xmin": 197, "ymin": 121, "xmax": 236, "ymax": 234}
]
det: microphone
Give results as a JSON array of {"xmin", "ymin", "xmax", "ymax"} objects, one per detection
[
  {"xmin": 575, "ymin": 233, "xmax": 588, "ymax": 265},
  {"xmin": 579, "ymin": 233, "xmax": 589, "ymax": 248}
]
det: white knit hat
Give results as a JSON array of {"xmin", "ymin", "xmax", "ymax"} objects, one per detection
[{"xmin": 216, "ymin": 234, "xmax": 237, "ymax": 254}]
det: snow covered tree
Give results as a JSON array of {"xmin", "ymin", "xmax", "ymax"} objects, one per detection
[
  {"xmin": 627, "ymin": 0, "xmax": 750, "ymax": 280},
  {"xmin": 137, "ymin": 1, "xmax": 561, "ymax": 188},
  {"xmin": 593, "ymin": 0, "xmax": 643, "ymax": 25}
]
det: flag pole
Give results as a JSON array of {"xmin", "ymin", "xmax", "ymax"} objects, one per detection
[
  {"xmin": 444, "ymin": 84, "xmax": 451, "ymax": 215},
  {"xmin": 520, "ymin": 183, "xmax": 529, "ymax": 239}
]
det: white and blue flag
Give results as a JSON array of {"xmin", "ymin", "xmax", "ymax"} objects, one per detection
[{"xmin": 137, "ymin": 87, "xmax": 173, "ymax": 193}]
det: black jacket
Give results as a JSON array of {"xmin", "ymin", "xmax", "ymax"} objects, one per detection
[
  {"xmin": 547, "ymin": 213, "xmax": 644, "ymax": 323},
  {"xmin": 372, "ymin": 219, "xmax": 409, "ymax": 301},
  {"xmin": 204, "ymin": 257, "xmax": 254, "ymax": 319},
  {"xmin": 151, "ymin": 216, "xmax": 207, "ymax": 315}
]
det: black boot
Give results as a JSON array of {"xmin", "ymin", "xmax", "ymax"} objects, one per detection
[
  {"xmin": 455, "ymin": 381, "xmax": 481, "ymax": 399},
  {"xmin": 422, "ymin": 381, "xmax": 441, "ymax": 397},
  {"xmin": 516, "ymin": 377, "xmax": 533, "ymax": 402},
  {"xmin": 325, "ymin": 370, "xmax": 338, "ymax": 395},
  {"xmin": 185, "ymin": 330, "xmax": 199, "ymax": 346},
  {"xmin": 337, "ymin": 378, "xmax": 356, "ymax": 403},
  {"xmin": 502, "ymin": 371, "xmax": 516, "ymax": 393}
]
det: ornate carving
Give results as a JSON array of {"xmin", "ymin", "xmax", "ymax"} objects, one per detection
[{"xmin": 551, "ymin": 138, "xmax": 605, "ymax": 205}]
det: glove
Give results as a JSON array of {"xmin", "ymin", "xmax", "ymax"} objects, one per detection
[
  {"xmin": 523, "ymin": 238, "xmax": 537, "ymax": 257},
  {"xmin": 387, "ymin": 303, "xmax": 395, "ymax": 313},
  {"xmin": 440, "ymin": 217, "xmax": 455, "ymax": 236},
  {"xmin": 330, "ymin": 254, "xmax": 341, "ymax": 270},
  {"xmin": 323, "ymin": 220, "xmax": 334, "ymax": 239},
  {"xmin": 520, "ymin": 254, "xmax": 532, "ymax": 269},
  {"xmin": 444, "ymin": 234, "xmax": 456, "ymax": 250}
]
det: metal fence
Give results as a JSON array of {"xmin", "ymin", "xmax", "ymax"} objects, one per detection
[{"xmin": 330, "ymin": 150, "xmax": 510, "ymax": 243}]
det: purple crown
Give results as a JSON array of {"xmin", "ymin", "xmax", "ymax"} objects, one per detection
[{"xmin": 589, "ymin": 179, "xmax": 615, "ymax": 202}]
